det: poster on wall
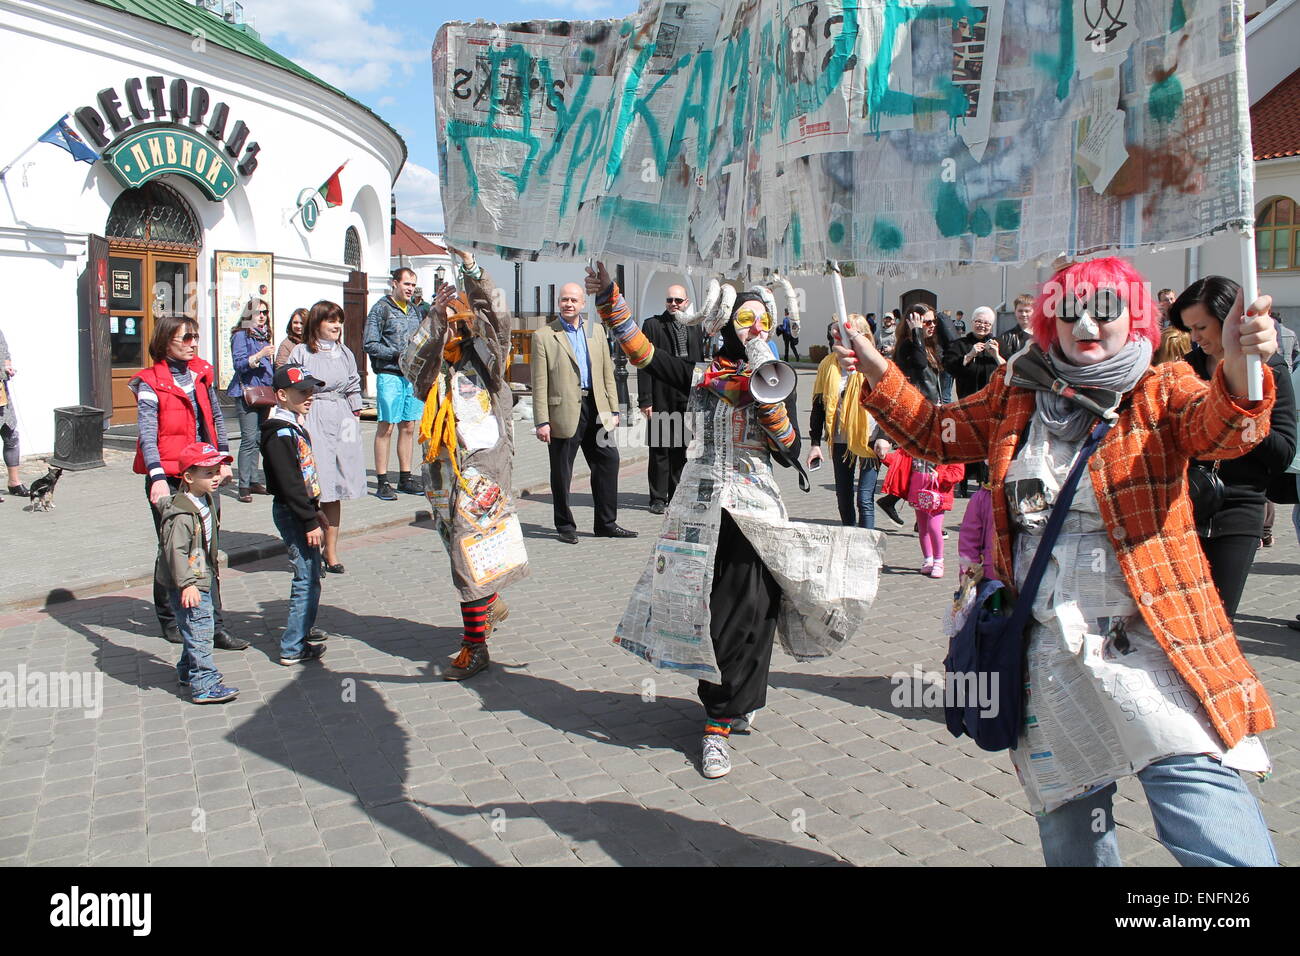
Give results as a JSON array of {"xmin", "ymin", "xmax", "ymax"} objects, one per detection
[{"xmin": 214, "ymin": 251, "xmax": 274, "ymax": 390}]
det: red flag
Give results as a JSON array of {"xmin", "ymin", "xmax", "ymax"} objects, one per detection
[{"xmin": 317, "ymin": 162, "xmax": 346, "ymax": 207}]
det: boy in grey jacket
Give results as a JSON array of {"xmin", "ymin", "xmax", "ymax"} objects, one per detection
[{"xmin": 156, "ymin": 442, "xmax": 239, "ymax": 704}]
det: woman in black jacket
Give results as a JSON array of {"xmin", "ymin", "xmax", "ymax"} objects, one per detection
[
  {"xmin": 1171, "ymin": 275, "xmax": 1297, "ymax": 618},
  {"xmin": 894, "ymin": 306, "xmax": 947, "ymax": 403}
]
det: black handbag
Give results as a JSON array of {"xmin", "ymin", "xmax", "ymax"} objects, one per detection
[
  {"xmin": 1187, "ymin": 460, "xmax": 1225, "ymax": 534},
  {"xmin": 943, "ymin": 419, "xmax": 1112, "ymax": 751}
]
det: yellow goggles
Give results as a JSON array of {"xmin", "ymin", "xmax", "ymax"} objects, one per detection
[{"xmin": 733, "ymin": 307, "xmax": 772, "ymax": 333}]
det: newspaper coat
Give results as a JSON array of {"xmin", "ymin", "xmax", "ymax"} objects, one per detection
[
  {"xmin": 400, "ymin": 267, "xmax": 529, "ymax": 602},
  {"xmin": 613, "ymin": 365, "xmax": 885, "ymax": 683}
]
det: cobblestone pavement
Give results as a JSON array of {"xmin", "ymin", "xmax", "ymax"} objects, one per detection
[{"xmin": 1, "ymin": 375, "xmax": 1296, "ymax": 866}]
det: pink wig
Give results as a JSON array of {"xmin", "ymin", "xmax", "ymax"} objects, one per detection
[{"xmin": 1029, "ymin": 257, "xmax": 1159, "ymax": 351}]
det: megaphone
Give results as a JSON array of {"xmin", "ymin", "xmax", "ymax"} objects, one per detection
[{"xmin": 749, "ymin": 359, "xmax": 797, "ymax": 403}]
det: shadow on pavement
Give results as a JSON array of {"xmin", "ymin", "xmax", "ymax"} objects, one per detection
[
  {"xmin": 768, "ymin": 670, "xmax": 945, "ymax": 724},
  {"xmin": 1234, "ymin": 613, "xmax": 1300, "ymax": 663}
]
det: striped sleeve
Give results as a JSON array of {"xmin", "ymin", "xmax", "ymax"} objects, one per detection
[{"xmin": 595, "ymin": 283, "xmax": 655, "ymax": 368}]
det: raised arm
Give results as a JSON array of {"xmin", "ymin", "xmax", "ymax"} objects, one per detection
[
  {"xmin": 589, "ymin": 263, "xmax": 694, "ymax": 396},
  {"xmin": 454, "ymin": 248, "xmax": 512, "ymax": 366}
]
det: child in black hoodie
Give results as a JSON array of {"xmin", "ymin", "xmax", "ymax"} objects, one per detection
[{"xmin": 261, "ymin": 365, "xmax": 330, "ymax": 666}]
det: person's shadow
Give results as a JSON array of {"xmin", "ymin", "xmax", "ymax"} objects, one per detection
[{"xmin": 768, "ymin": 670, "xmax": 945, "ymax": 724}]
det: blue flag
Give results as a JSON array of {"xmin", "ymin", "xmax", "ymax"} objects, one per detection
[{"xmin": 38, "ymin": 117, "xmax": 99, "ymax": 164}]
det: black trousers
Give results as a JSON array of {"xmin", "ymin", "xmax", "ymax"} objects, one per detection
[
  {"xmin": 698, "ymin": 510, "xmax": 781, "ymax": 720},
  {"xmin": 646, "ymin": 441, "xmax": 687, "ymax": 506},
  {"xmin": 1200, "ymin": 533, "xmax": 1260, "ymax": 621},
  {"xmin": 548, "ymin": 393, "xmax": 620, "ymax": 533},
  {"xmin": 147, "ymin": 475, "xmax": 226, "ymax": 634}
]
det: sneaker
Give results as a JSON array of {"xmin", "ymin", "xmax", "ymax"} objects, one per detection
[
  {"xmin": 397, "ymin": 477, "xmax": 424, "ymax": 495},
  {"xmin": 375, "ymin": 480, "xmax": 398, "ymax": 501},
  {"xmin": 929, "ymin": 561, "xmax": 945, "ymax": 579},
  {"xmin": 192, "ymin": 683, "xmax": 239, "ymax": 704},
  {"xmin": 701, "ymin": 734, "xmax": 732, "ymax": 778},
  {"xmin": 307, "ymin": 627, "xmax": 329, "ymax": 643},
  {"xmin": 921, "ymin": 557, "xmax": 935, "ymax": 574},
  {"xmin": 443, "ymin": 641, "xmax": 489, "ymax": 681},
  {"xmin": 731, "ymin": 711, "xmax": 756, "ymax": 734},
  {"xmin": 280, "ymin": 643, "xmax": 327, "ymax": 666},
  {"xmin": 877, "ymin": 498, "xmax": 904, "ymax": 526}
]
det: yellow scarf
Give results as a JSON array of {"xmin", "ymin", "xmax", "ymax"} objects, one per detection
[
  {"xmin": 812, "ymin": 355, "xmax": 873, "ymax": 458},
  {"xmin": 418, "ymin": 379, "xmax": 460, "ymax": 479}
]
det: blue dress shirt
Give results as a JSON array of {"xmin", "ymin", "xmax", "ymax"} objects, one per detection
[{"xmin": 562, "ymin": 317, "xmax": 592, "ymax": 390}]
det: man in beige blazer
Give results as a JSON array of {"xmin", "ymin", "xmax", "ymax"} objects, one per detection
[{"xmin": 531, "ymin": 281, "xmax": 637, "ymax": 543}]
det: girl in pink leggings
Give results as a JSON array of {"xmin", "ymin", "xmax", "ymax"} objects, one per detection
[{"xmin": 883, "ymin": 451, "xmax": 963, "ymax": 577}]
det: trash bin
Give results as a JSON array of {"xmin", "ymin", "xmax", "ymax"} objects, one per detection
[{"xmin": 51, "ymin": 405, "xmax": 106, "ymax": 471}]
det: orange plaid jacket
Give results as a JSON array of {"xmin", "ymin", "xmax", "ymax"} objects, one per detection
[{"xmin": 862, "ymin": 359, "xmax": 1278, "ymax": 748}]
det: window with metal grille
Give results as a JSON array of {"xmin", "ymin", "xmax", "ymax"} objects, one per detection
[
  {"xmin": 105, "ymin": 182, "xmax": 201, "ymax": 250},
  {"xmin": 344, "ymin": 227, "xmax": 362, "ymax": 269}
]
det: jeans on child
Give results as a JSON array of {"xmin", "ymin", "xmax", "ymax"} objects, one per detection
[
  {"xmin": 1035, "ymin": 753, "xmax": 1278, "ymax": 867},
  {"xmin": 171, "ymin": 587, "xmax": 219, "ymax": 696},
  {"xmin": 272, "ymin": 500, "xmax": 322, "ymax": 658}
]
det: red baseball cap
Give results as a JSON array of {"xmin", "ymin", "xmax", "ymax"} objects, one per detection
[{"xmin": 177, "ymin": 442, "xmax": 233, "ymax": 473}]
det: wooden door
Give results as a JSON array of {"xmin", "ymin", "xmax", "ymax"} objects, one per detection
[
  {"xmin": 107, "ymin": 247, "xmax": 198, "ymax": 424},
  {"xmin": 343, "ymin": 269, "xmax": 369, "ymax": 393}
]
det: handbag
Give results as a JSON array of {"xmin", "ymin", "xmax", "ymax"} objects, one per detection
[
  {"xmin": 241, "ymin": 384, "xmax": 277, "ymax": 408},
  {"xmin": 1187, "ymin": 460, "xmax": 1224, "ymax": 534},
  {"xmin": 912, "ymin": 464, "xmax": 943, "ymax": 511},
  {"xmin": 942, "ymin": 418, "xmax": 1113, "ymax": 752}
]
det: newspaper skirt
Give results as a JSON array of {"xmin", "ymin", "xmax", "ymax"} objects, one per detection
[
  {"xmin": 421, "ymin": 367, "xmax": 529, "ymax": 602},
  {"xmin": 612, "ymin": 369, "xmax": 885, "ymax": 683}
]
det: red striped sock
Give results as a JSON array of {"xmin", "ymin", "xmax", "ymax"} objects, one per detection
[{"xmin": 461, "ymin": 595, "xmax": 495, "ymax": 644}]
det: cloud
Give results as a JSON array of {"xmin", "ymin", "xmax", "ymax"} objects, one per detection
[
  {"xmin": 394, "ymin": 161, "xmax": 444, "ymax": 233},
  {"xmin": 250, "ymin": 0, "xmax": 423, "ymax": 94},
  {"xmin": 519, "ymin": 0, "xmax": 621, "ymax": 14}
]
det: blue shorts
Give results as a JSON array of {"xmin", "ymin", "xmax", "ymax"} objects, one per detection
[{"xmin": 375, "ymin": 373, "xmax": 421, "ymax": 423}]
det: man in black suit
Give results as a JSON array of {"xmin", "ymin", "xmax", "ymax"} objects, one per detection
[{"xmin": 637, "ymin": 284, "xmax": 705, "ymax": 514}]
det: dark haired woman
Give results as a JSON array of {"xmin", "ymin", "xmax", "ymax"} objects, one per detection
[
  {"xmin": 275, "ymin": 308, "xmax": 307, "ymax": 367},
  {"xmin": 228, "ymin": 297, "xmax": 275, "ymax": 502},
  {"xmin": 130, "ymin": 315, "xmax": 246, "ymax": 650},
  {"xmin": 1170, "ymin": 275, "xmax": 1296, "ymax": 618},
  {"xmin": 288, "ymin": 302, "xmax": 364, "ymax": 572}
]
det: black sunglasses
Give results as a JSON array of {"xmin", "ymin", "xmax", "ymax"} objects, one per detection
[
  {"xmin": 1059, "ymin": 288, "xmax": 1126, "ymax": 323},
  {"xmin": 666, "ymin": 297, "xmax": 685, "ymax": 305},
  {"xmin": 179, "ymin": 332, "xmax": 200, "ymax": 343}
]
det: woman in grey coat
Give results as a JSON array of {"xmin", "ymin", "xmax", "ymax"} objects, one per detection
[
  {"xmin": 0, "ymin": 328, "xmax": 28, "ymax": 497},
  {"xmin": 288, "ymin": 301, "xmax": 365, "ymax": 572}
]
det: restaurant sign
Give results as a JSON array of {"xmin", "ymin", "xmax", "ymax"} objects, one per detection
[{"xmin": 104, "ymin": 126, "xmax": 237, "ymax": 201}]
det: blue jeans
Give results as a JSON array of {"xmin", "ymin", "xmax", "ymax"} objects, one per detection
[
  {"xmin": 272, "ymin": 500, "xmax": 322, "ymax": 658},
  {"xmin": 831, "ymin": 443, "xmax": 878, "ymax": 528},
  {"xmin": 234, "ymin": 396, "xmax": 267, "ymax": 488},
  {"xmin": 170, "ymin": 587, "xmax": 220, "ymax": 696},
  {"xmin": 939, "ymin": 371, "xmax": 955, "ymax": 405},
  {"xmin": 1036, "ymin": 754, "xmax": 1278, "ymax": 866}
]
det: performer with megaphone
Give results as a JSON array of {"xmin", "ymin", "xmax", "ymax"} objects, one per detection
[{"xmin": 587, "ymin": 261, "xmax": 883, "ymax": 780}]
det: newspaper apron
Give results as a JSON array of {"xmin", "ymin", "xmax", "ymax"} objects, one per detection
[
  {"xmin": 422, "ymin": 358, "xmax": 529, "ymax": 602},
  {"xmin": 613, "ymin": 365, "xmax": 885, "ymax": 683},
  {"xmin": 1004, "ymin": 416, "xmax": 1269, "ymax": 814}
]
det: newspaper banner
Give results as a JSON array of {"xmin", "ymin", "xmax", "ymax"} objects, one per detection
[{"xmin": 434, "ymin": 0, "xmax": 1253, "ymax": 274}]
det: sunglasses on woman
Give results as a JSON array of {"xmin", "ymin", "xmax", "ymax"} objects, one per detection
[
  {"xmin": 1059, "ymin": 288, "xmax": 1126, "ymax": 323},
  {"xmin": 177, "ymin": 332, "xmax": 200, "ymax": 343}
]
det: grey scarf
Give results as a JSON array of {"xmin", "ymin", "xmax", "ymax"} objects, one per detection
[{"xmin": 1034, "ymin": 339, "xmax": 1152, "ymax": 441}]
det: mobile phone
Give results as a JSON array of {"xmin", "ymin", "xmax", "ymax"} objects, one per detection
[{"xmin": 808, "ymin": 457, "xmax": 823, "ymax": 472}]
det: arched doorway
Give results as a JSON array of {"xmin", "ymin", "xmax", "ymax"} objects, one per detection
[
  {"xmin": 342, "ymin": 226, "xmax": 369, "ymax": 393},
  {"xmin": 106, "ymin": 182, "xmax": 201, "ymax": 423},
  {"xmin": 900, "ymin": 288, "xmax": 937, "ymax": 317}
]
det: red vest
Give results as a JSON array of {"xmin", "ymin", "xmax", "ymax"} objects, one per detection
[{"xmin": 132, "ymin": 359, "xmax": 219, "ymax": 477}]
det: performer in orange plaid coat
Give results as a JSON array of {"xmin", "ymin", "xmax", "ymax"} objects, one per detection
[{"xmin": 838, "ymin": 257, "xmax": 1280, "ymax": 867}]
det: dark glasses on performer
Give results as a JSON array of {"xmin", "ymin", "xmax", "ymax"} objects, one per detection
[
  {"xmin": 1059, "ymin": 288, "xmax": 1126, "ymax": 322},
  {"xmin": 666, "ymin": 297, "xmax": 685, "ymax": 304}
]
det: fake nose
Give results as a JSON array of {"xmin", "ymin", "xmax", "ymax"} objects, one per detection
[{"xmin": 1072, "ymin": 311, "xmax": 1100, "ymax": 339}]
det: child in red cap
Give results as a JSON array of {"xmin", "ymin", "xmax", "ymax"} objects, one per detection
[{"xmin": 156, "ymin": 442, "xmax": 239, "ymax": 703}]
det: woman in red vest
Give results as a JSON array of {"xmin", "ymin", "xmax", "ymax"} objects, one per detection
[{"xmin": 131, "ymin": 314, "xmax": 247, "ymax": 652}]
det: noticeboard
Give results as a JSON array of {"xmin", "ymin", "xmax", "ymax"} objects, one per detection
[{"xmin": 213, "ymin": 251, "xmax": 274, "ymax": 390}]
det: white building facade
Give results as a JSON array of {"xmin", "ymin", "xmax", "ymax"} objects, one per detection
[{"xmin": 0, "ymin": 0, "xmax": 405, "ymax": 456}]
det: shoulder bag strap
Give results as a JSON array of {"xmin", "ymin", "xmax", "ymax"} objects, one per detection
[{"xmin": 1003, "ymin": 419, "xmax": 1113, "ymax": 630}]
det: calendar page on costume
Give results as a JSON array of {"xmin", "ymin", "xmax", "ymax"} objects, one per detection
[{"xmin": 460, "ymin": 515, "xmax": 527, "ymax": 586}]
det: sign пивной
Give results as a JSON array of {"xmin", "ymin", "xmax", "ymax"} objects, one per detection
[{"xmin": 105, "ymin": 126, "xmax": 237, "ymax": 200}]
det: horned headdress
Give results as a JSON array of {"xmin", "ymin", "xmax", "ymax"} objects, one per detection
[{"xmin": 678, "ymin": 273, "xmax": 801, "ymax": 338}]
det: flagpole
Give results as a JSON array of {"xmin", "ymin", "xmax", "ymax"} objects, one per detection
[{"xmin": 0, "ymin": 113, "xmax": 70, "ymax": 180}]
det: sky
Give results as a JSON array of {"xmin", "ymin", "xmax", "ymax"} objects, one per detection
[{"xmin": 248, "ymin": 0, "xmax": 640, "ymax": 234}]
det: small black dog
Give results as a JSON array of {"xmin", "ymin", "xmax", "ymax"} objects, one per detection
[{"xmin": 28, "ymin": 466, "xmax": 63, "ymax": 512}]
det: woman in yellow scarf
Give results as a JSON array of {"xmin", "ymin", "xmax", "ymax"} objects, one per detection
[{"xmin": 808, "ymin": 316, "xmax": 892, "ymax": 527}]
